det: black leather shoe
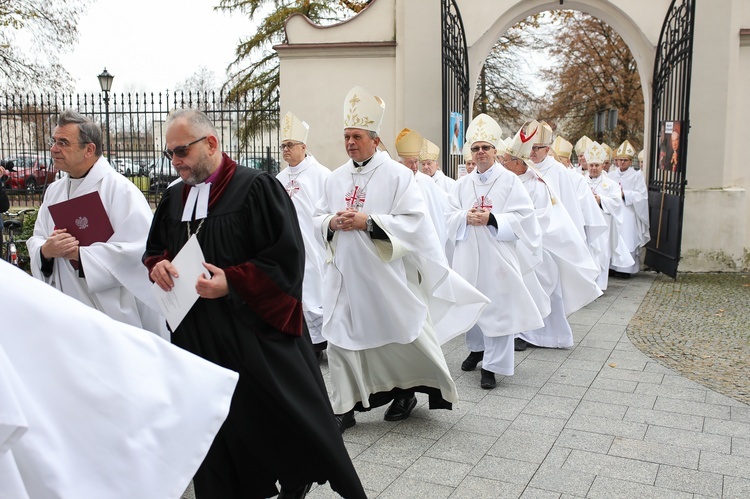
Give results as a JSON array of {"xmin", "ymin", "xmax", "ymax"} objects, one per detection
[
  {"xmin": 461, "ymin": 351, "xmax": 484, "ymax": 371},
  {"xmin": 514, "ymin": 338, "xmax": 528, "ymax": 351},
  {"xmin": 278, "ymin": 482, "xmax": 312, "ymax": 499},
  {"xmin": 480, "ymin": 368, "xmax": 496, "ymax": 389},
  {"xmin": 335, "ymin": 410, "xmax": 356, "ymax": 433},
  {"xmin": 383, "ymin": 395, "xmax": 417, "ymax": 421}
]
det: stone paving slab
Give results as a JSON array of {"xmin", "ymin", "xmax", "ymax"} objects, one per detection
[{"xmin": 181, "ymin": 272, "xmax": 750, "ymax": 498}]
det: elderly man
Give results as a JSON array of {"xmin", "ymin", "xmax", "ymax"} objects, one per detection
[
  {"xmin": 609, "ymin": 139, "xmax": 650, "ymax": 276},
  {"xmin": 501, "ymin": 123, "xmax": 601, "ymax": 351},
  {"xmin": 27, "ymin": 109, "xmax": 165, "ymax": 338},
  {"xmin": 419, "ymin": 138, "xmax": 456, "ymax": 193},
  {"xmin": 276, "ymin": 111, "xmax": 331, "ymax": 360},
  {"xmin": 529, "ymin": 121, "xmax": 587, "ymax": 242},
  {"xmin": 462, "ymin": 141, "xmax": 476, "ymax": 175},
  {"xmin": 315, "ymin": 86, "xmax": 487, "ymax": 431},
  {"xmin": 396, "ymin": 128, "xmax": 450, "ymax": 257},
  {"xmin": 585, "ymin": 141, "xmax": 635, "ymax": 290},
  {"xmin": 144, "ymin": 108, "xmax": 365, "ymax": 499},
  {"xmin": 447, "ymin": 113, "xmax": 544, "ymax": 389}
]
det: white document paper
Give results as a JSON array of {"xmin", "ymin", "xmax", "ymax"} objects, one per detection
[{"xmin": 151, "ymin": 234, "xmax": 210, "ymax": 331}]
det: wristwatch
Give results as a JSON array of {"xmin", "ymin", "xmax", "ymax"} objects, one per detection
[{"xmin": 366, "ymin": 215, "xmax": 373, "ymax": 233}]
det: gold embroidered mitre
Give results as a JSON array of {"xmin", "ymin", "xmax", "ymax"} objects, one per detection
[
  {"xmin": 465, "ymin": 113, "xmax": 502, "ymax": 148},
  {"xmin": 343, "ymin": 85, "xmax": 385, "ymax": 133},
  {"xmin": 281, "ymin": 111, "xmax": 309, "ymax": 144}
]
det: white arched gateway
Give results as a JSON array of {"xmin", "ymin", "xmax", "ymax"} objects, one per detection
[{"xmin": 276, "ymin": 0, "xmax": 750, "ymax": 273}]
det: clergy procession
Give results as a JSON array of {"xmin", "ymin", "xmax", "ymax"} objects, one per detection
[{"xmin": 1, "ymin": 85, "xmax": 651, "ymax": 499}]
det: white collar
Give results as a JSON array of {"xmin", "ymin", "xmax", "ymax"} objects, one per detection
[{"xmin": 181, "ymin": 182, "xmax": 211, "ymax": 222}]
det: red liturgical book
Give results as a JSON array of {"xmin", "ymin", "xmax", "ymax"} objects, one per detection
[{"xmin": 48, "ymin": 192, "xmax": 114, "ymax": 246}]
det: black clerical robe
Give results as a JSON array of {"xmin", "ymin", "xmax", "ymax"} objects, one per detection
[{"xmin": 144, "ymin": 154, "xmax": 365, "ymax": 499}]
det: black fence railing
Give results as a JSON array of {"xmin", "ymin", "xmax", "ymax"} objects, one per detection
[{"xmin": 0, "ymin": 90, "xmax": 280, "ymax": 207}]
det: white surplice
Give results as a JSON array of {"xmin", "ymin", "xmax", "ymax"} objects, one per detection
[
  {"xmin": 430, "ymin": 169, "xmax": 457, "ymax": 194},
  {"xmin": 26, "ymin": 157, "xmax": 167, "ymax": 338},
  {"xmin": 446, "ymin": 164, "xmax": 545, "ymax": 337},
  {"xmin": 313, "ymin": 151, "xmax": 488, "ymax": 412},
  {"xmin": 514, "ymin": 169, "xmax": 602, "ymax": 348},
  {"xmin": 0, "ymin": 262, "xmax": 238, "ymax": 499},
  {"xmin": 533, "ymin": 155, "xmax": 587, "ymax": 240},
  {"xmin": 414, "ymin": 170, "xmax": 451, "ymax": 259},
  {"xmin": 566, "ymin": 167, "xmax": 609, "ymax": 261},
  {"xmin": 277, "ymin": 155, "xmax": 331, "ymax": 343},
  {"xmin": 608, "ymin": 166, "xmax": 650, "ymax": 274},
  {"xmin": 587, "ymin": 172, "xmax": 636, "ymax": 290}
]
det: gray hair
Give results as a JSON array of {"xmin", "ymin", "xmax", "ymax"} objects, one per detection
[
  {"xmin": 57, "ymin": 109, "xmax": 103, "ymax": 156},
  {"xmin": 166, "ymin": 108, "xmax": 218, "ymax": 142}
]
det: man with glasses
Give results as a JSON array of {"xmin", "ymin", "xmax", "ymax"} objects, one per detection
[
  {"xmin": 144, "ymin": 108, "xmax": 365, "ymax": 499},
  {"xmin": 27, "ymin": 109, "xmax": 165, "ymax": 338},
  {"xmin": 528, "ymin": 122, "xmax": 587, "ymax": 244},
  {"xmin": 501, "ymin": 123, "xmax": 601, "ymax": 353},
  {"xmin": 276, "ymin": 111, "xmax": 331, "ymax": 361},
  {"xmin": 446, "ymin": 113, "xmax": 544, "ymax": 389}
]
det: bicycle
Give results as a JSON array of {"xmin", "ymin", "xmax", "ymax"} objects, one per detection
[{"xmin": 2, "ymin": 208, "xmax": 36, "ymax": 266}]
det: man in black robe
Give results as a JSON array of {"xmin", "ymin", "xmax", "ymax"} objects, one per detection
[{"xmin": 144, "ymin": 109, "xmax": 365, "ymax": 499}]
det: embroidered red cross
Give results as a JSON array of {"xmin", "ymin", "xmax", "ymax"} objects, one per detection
[
  {"xmin": 474, "ymin": 195, "xmax": 492, "ymax": 211},
  {"xmin": 345, "ymin": 185, "xmax": 365, "ymax": 209},
  {"xmin": 285, "ymin": 180, "xmax": 300, "ymax": 198}
]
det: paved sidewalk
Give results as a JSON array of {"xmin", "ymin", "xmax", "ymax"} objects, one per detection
[{"xmin": 304, "ymin": 273, "xmax": 750, "ymax": 498}]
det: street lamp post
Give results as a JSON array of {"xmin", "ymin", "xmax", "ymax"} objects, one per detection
[{"xmin": 97, "ymin": 68, "xmax": 114, "ymax": 161}]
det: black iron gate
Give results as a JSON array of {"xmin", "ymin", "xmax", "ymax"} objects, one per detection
[
  {"xmin": 644, "ymin": 0, "xmax": 695, "ymax": 278},
  {"xmin": 441, "ymin": 0, "xmax": 470, "ymax": 179}
]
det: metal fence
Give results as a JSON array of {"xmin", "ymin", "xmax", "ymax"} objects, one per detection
[{"xmin": 0, "ymin": 90, "xmax": 280, "ymax": 207}]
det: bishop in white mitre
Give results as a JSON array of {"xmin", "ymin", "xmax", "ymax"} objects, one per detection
[
  {"xmin": 608, "ymin": 139, "xmax": 650, "ymax": 276},
  {"xmin": 276, "ymin": 111, "xmax": 331, "ymax": 355},
  {"xmin": 586, "ymin": 141, "xmax": 635, "ymax": 290}
]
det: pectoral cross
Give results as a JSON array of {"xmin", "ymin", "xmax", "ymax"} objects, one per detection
[
  {"xmin": 345, "ymin": 185, "xmax": 365, "ymax": 210},
  {"xmin": 285, "ymin": 180, "xmax": 300, "ymax": 198},
  {"xmin": 475, "ymin": 195, "xmax": 492, "ymax": 211}
]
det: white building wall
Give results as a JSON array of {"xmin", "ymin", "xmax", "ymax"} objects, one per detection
[{"xmin": 277, "ymin": 0, "xmax": 750, "ymax": 271}]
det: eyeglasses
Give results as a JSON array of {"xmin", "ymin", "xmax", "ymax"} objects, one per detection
[
  {"xmin": 531, "ymin": 145, "xmax": 548, "ymax": 151},
  {"xmin": 280, "ymin": 141, "xmax": 303, "ymax": 150},
  {"xmin": 48, "ymin": 139, "xmax": 89, "ymax": 149},
  {"xmin": 163, "ymin": 136, "xmax": 207, "ymax": 160},
  {"xmin": 470, "ymin": 145, "xmax": 495, "ymax": 153}
]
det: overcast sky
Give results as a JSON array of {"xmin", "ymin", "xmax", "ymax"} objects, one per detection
[{"xmin": 59, "ymin": 0, "xmax": 256, "ymax": 94}]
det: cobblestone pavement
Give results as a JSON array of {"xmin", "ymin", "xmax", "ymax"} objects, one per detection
[
  {"xmin": 183, "ymin": 273, "xmax": 750, "ymax": 498},
  {"xmin": 627, "ymin": 272, "xmax": 750, "ymax": 406}
]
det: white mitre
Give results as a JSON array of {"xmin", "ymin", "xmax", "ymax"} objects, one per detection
[
  {"xmin": 614, "ymin": 140, "xmax": 637, "ymax": 159},
  {"xmin": 536, "ymin": 121, "xmax": 555, "ymax": 146},
  {"xmin": 585, "ymin": 141, "xmax": 608, "ymax": 164},
  {"xmin": 343, "ymin": 85, "xmax": 385, "ymax": 134},
  {"xmin": 282, "ymin": 111, "xmax": 309, "ymax": 144},
  {"xmin": 505, "ymin": 120, "xmax": 541, "ymax": 160},
  {"xmin": 465, "ymin": 113, "xmax": 503, "ymax": 147}
]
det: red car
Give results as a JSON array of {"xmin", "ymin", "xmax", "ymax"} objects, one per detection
[{"xmin": 3, "ymin": 155, "xmax": 59, "ymax": 191}]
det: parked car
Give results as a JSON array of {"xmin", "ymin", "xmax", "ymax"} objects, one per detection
[
  {"xmin": 146, "ymin": 156, "xmax": 179, "ymax": 192},
  {"xmin": 110, "ymin": 158, "xmax": 135, "ymax": 176},
  {"xmin": 3, "ymin": 155, "xmax": 58, "ymax": 191},
  {"xmin": 239, "ymin": 155, "xmax": 280, "ymax": 175}
]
